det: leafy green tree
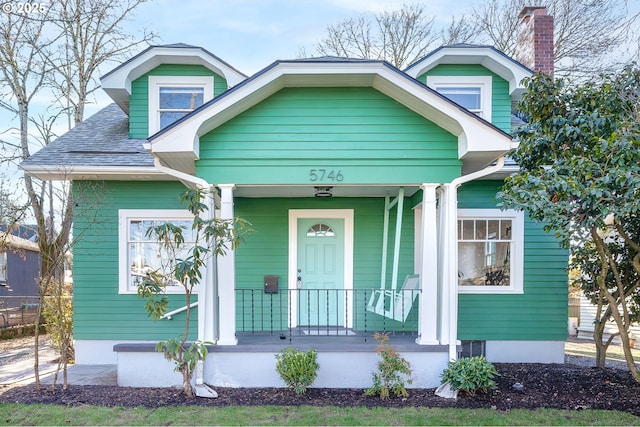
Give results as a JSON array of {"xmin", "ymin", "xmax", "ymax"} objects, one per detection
[
  {"xmin": 498, "ymin": 68, "xmax": 640, "ymax": 381},
  {"xmin": 137, "ymin": 189, "xmax": 249, "ymax": 397}
]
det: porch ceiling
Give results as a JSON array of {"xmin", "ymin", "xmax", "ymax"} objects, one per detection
[{"xmin": 232, "ymin": 184, "xmax": 421, "ymax": 198}]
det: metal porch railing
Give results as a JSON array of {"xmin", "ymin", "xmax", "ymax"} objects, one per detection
[{"xmin": 235, "ymin": 288, "xmax": 420, "ymax": 339}]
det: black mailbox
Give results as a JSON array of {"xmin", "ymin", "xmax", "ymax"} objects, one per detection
[{"xmin": 264, "ymin": 275, "xmax": 278, "ymax": 293}]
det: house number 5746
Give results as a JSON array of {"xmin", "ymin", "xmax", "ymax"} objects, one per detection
[{"xmin": 309, "ymin": 169, "xmax": 344, "ymax": 182}]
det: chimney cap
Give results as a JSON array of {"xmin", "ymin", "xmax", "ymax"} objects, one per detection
[{"xmin": 518, "ymin": 6, "xmax": 548, "ymax": 19}]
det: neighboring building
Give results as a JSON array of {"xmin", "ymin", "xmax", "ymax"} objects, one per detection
[
  {"xmin": 0, "ymin": 232, "xmax": 41, "ymax": 327},
  {"xmin": 0, "ymin": 232, "xmax": 40, "ymax": 297},
  {"xmin": 21, "ymin": 8, "xmax": 567, "ymax": 388}
]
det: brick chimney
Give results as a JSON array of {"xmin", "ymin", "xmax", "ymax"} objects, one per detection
[{"xmin": 516, "ymin": 6, "xmax": 554, "ymax": 76}]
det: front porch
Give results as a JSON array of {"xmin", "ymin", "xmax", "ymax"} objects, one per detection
[{"xmin": 114, "ymin": 332, "xmax": 451, "ymax": 388}]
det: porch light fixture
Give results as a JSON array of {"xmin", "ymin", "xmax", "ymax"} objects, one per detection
[{"xmin": 314, "ymin": 186, "xmax": 333, "ymax": 198}]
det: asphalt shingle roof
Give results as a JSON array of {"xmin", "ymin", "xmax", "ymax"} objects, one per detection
[{"xmin": 21, "ymin": 104, "xmax": 153, "ymax": 168}]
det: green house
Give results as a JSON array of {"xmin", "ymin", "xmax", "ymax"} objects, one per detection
[{"xmin": 22, "ymin": 22, "xmax": 568, "ymax": 389}]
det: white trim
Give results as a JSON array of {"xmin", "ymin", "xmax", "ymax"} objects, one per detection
[
  {"xmin": 426, "ymin": 75, "xmax": 492, "ymax": 122},
  {"xmin": 148, "ymin": 75, "xmax": 214, "ymax": 136},
  {"xmin": 147, "ymin": 62, "xmax": 512, "ymax": 175},
  {"xmin": 457, "ymin": 209, "xmax": 524, "ymax": 294},
  {"xmin": 404, "ymin": 46, "xmax": 531, "ymax": 97},
  {"xmin": 288, "ymin": 209, "xmax": 354, "ymax": 328},
  {"xmin": 101, "ymin": 46, "xmax": 246, "ymax": 113},
  {"xmin": 118, "ymin": 209, "xmax": 195, "ymax": 294}
]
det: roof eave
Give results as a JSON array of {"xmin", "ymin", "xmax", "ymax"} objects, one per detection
[
  {"xmin": 405, "ymin": 46, "xmax": 533, "ymax": 98},
  {"xmin": 20, "ymin": 165, "xmax": 170, "ymax": 181},
  {"xmin": 100, "ymin": 46, "xmax": 247, "ymax": 114}
]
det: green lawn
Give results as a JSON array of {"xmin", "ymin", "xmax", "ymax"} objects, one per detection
[{"xmin": 0, "ymin": 404, "xmax": 638, "ymax": 426}]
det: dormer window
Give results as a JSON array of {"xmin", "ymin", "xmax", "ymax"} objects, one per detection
[
  {"xmin": 426, "ymin": 75, "xmax": 492, "ymax": 122},
  {"xmin": 148, "ymin": 76, "xmax": 214, "ymax": 135}
]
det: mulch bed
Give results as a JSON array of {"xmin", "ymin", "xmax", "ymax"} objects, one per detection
[{"xmin": 1, "ymin": 363, "xmax": 639, "ymax": 415}]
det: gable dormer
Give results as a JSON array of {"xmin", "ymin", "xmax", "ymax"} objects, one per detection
[
  {"xmin": 100, "ymin": 43, "xmax": 247, "ymax": 138},
  {"xmin": 405, "ymin": 44, "xmax": 532, "ymax": 133}
]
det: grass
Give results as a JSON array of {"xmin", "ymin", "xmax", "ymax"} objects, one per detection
[{"xmin": 0, "ymin": 404, "xmax": 638, "ymax": 426}]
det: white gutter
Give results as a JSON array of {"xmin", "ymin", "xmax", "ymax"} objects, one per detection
[
  {"xmin": 150, "ymin": 154, "xmax": 218, "ymax": 398},
  {"xmin": 445, "ymin": 157, "xmax": 506, "ymax": 361}
]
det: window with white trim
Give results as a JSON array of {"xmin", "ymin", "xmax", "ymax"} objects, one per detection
[
  {"xmin": 426, "ymin": 75, "xmax": 492, "ymax": 121},
  {"xmin": 118, "ymin": 210, "xmax": 195, "ymax": 294},
  {"xmin": 148, "ymin": 76, "xmax": 214, "ymax": 135},
  {"xmin": 458, "ymin": 209, "xmax": 523, "ymax": 294}
]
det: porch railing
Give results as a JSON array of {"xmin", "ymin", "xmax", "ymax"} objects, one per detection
[{"xmin": 236, "ymin": 288, "xmax": 420, "ymax": 338}]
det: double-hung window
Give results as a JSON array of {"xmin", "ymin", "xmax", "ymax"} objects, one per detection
[
  {"xmin": 457, "ymin": 209, "xmax": 524, "ymax": 294},
  {"xmin": 118, "ymin": 210, "xmax": 195, "ymax": 294},
  {"xmin": 148, "ymin": 76, "xmax": 214, "ymax": 135},
  {"xmin": 426, "ymin": 75, "xmax": 492, "ymax": 121}
]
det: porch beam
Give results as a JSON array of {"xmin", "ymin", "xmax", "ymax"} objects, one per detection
[
  {"xmin": 416, "ymin": 184, "xmax": 439, "ymax": 345},
  {"xmin": 217, "ymin": 184, "xmax": 237, "ymax": 345}
]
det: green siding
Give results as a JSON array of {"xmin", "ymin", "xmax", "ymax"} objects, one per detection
[
  {"xmin": 197, "ymin": 87, "xmax": 461, "ymax": 184},
  {"xmin": 129, "ymin": 64, "xmax": 228, "ymax": 139},
  {"xmin": 73, "ymin": 184, "xmax": 417, "ymax": 338},
  {"xmin": 418, "ymin": 64, "xmax": 512, "ymax": 133},
  {"xmin": 72, "ymin": 181, "xmax": 197, "ymax": 340},
  {"xmin": 457, "ymin": 181, "xmax": 568, "ymax": 341},
  {"xmin": 234, "ymin": 197, "xmax": 416, "ymax": 332}
]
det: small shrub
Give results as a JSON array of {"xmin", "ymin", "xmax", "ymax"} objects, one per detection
[
  {"xmin": 440, "ymin": 356, "xmax": 498, "ymax": 396},
  {"xmin": 365, "ymin": 332, "xmax": 412, "ymax": 400},
  {"xmin": 275, "ymin": 347, "xmax": 319, "ymax": 394}
]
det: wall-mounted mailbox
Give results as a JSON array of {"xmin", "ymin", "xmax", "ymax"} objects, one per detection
[{"xmin": 264, "ymin": 275, "xmax": 278, "ymax": 293}]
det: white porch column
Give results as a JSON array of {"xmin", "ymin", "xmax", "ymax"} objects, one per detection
[
  {"xmin": 198, "ymin": 189, "xmax": 217, "ymax": 343},
  {"xmin": 217, "ymin": 184, "xmax": 237, "ymax": 345},
  {"xmin": 441, "ymin": 183, "xmax": 459, "ymax": 360},
  {"xmin": 416, "ymin": 184, "xmax": 439, "ymax": 345}
]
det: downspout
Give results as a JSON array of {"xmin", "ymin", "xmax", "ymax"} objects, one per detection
[
  {"xmin": 445, "ymin": 157, "xmax": 505, "ymax": 361},
  {"xmin": 150, "ymin": 156, "xmax": 218, "ymax": 398}
]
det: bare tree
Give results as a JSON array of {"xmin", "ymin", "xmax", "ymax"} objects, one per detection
[
  {"xmin": 471, "ymin": 0, "xmax": 639, "ymax": 77},
  {"xmin": 0, "ymin": 0, "xmax": 154, "ymax": 390},
  {"xmin": 440, "ymin": 15, "xmax": 479, "ymax": 46},
  {"xmin": 315, "ymin": 3, "xmax": 441, "ymax": 69},
  {"xmin": 46, "ymin": 0, "xmax": 155, "ymax": 126}
]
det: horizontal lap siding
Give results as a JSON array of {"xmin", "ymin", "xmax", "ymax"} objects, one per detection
[
  {"xmin": 457, "ymin": 181, "xmax": 568, "ymax": 340},
  {"xmin": 418, "ymin": 64, "xmax": 512, "ymax": 134},
  {"xmin": 234, "ymin": 197, "xmax": 415, "ymax": 330},
  {"xmin": 72, "ymin": 181, "xmax": 197, "ymax": 340},
  {"xmin": 129, "ymin": 64, "xmax": 227, "ymax": 139},
  {"xmin": 197, "ymin": 87, "xmax": 460, "ymax": 184}
]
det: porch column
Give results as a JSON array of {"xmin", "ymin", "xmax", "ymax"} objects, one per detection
[
  {"xmin": 198, "ymin": 188, "xmax": 217, "ymax": 343},
  {"xmin": 416, "ymin": 184, "xmax": 439, "ymax": 345},
  {"xmin": 217, "ymin": 184, "xmax": 237, "ymax": 345},
  {"xmin": 441, "ymin": 183, "xmax": 459, "ymax": 361}
]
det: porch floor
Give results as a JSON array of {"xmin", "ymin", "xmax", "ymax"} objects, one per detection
[{"xmin": 223, "ymin": 331, "xmax": 447, "ymax": 353}]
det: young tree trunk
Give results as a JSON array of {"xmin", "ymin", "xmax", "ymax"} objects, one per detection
[{"xmin": 592, "ymin": 228, "xmax": 640, "ymax": 383}]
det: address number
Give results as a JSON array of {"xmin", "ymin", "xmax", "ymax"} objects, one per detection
[{"xmin": 309, "ymin": 169, "xmax": 344, "ymax": 182}]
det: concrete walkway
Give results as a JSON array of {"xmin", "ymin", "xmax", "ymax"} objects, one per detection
[{"xmin": 0, "ymin": 338, "xmax": 116, "ymax": 387}]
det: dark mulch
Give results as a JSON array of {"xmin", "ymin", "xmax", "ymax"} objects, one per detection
[{"xmin": 1, "ymin": 363, "xmax": 639, "ymax": 415}]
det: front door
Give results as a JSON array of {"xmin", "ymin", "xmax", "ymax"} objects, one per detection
[{"xmin": 297, "ymin": 218, "xmax": 345, "ymax": 326}]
